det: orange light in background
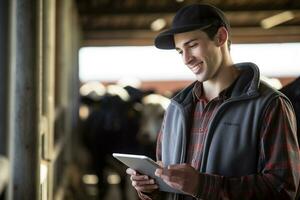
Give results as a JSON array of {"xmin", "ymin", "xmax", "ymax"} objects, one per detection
[
  {"xmin": 107, "ymin": 173, "xmax": 121, "ymax": 185},
  {"xmin": 79, "ymin": 105, "xmax": 90, "ymax": 120},
  {"xmin": 82, "ymin": 174, "xmax": 99, "ymax": 185}
]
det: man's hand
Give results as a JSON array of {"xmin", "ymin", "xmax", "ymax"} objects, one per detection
[
  {"xmin": 155, "ymin": 163, "xmax": 199, "ymax": 196},
  {"xmin": 126, "ymin": 168, "xmax": 159, "ymax": 193}
]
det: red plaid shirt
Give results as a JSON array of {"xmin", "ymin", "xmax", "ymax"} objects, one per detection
[{"xmin": 139, "ymin": 81, "xmax": 300, "ymax": 200}]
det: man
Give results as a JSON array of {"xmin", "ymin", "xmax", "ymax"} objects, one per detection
[{"xmin": 127, "ymin": 4, "xmax": 300, "ymax": 200}]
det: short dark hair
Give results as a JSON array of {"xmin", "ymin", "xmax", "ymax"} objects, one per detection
[{"xmin": 201, "ymin": 22, "xmax": 231, "ymax": 51}]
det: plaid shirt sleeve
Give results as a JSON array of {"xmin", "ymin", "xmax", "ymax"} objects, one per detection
[{"xmin": 195, "ymin": 96, "xmax": 300, "ymax": 200}]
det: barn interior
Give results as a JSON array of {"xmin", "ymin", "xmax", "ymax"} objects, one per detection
[{"xmin": 0, "ymin": 0, "xmax": 300, "ymax": 200}]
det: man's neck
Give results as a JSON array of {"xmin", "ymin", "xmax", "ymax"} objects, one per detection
[{"xmin": 203, "ymin": 63, "xmax": 240, "ymax": 101}]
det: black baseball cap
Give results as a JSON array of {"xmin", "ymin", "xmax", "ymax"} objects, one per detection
[{"xmin": 154, "ymin": 4, "xmax": 231, "ymax": 49}]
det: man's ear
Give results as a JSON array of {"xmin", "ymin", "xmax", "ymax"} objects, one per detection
[{"xmin": 215, "ymin": 26, "xmax": 228, "ymax": 47}]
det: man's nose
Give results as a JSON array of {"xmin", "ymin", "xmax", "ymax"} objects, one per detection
[{"xmin": 183, "ymin": 51, "xmax": 193, "ymax": 65}]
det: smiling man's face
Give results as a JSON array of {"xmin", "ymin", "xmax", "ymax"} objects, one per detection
[{"xmin": 174, "ymin": 29, "xmax": 224, "ymax": 83}]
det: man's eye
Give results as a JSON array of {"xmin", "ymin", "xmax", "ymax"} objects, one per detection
[
  {"xmin": 177, "ymin": 50, "xmax": 183, "ymax": 55},
  {"xmin": 189, "ymin": 43, "xmax": 197, "ymax": 48}
]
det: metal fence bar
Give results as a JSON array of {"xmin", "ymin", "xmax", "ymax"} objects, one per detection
[
  {"xmin": 7, "ymin": 0, "xmax": 41, "ymax": 199},
  {"xmin": 0, "ymin": 0, "xmax": 9, "ymax": 156}
]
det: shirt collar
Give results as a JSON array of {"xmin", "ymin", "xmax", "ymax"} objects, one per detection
[{"xmin": 192, "ymin": 77, "xmax": 239, "ymax": 101}]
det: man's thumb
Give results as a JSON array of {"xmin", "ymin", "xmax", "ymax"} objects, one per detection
[{"xmin": 157, "ymin": 160, "xmax": 164, "ymax": 167}]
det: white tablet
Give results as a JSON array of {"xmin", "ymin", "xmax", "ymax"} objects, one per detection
[{"xmin": 112, "ymin": 153, "xmax": 184, "ymax": 194}]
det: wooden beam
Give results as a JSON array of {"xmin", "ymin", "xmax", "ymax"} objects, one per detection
[
  {"xmin": 79, "ymin": 10, "xmax": 300, "ymax": 30},
  {"xmin": 81, "ymin": 25, "xmax": 300, "ymax": 46},
  {"xmin": 232, "ymin": 26, "xmax": 300, "ymax": 43},
  {"xmin": 76, "ymin": 0, "xmax": 300, "ymax": 15}
]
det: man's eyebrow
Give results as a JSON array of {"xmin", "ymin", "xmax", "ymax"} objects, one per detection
[
  {"xmin": 175, "ymin": 38, "xmax": 198, "ymax": 50},
  {"xmin": 184, "ymin": 38, "xmax": 198, "ymax": 46}
]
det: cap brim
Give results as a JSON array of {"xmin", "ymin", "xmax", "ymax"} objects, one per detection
[{"xmin": 154, "ymin": 24, "xmax": 212, "ymax": 49}]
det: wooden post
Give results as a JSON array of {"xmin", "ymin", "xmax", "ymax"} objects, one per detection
[{"xmin": 8, "ymin": 0, "xmax": 41, "ymax": 199}]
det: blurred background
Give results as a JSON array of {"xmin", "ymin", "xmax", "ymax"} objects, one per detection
[{"xmin": 0, "ymin": 0, "xmax": 300, "ymax": 200}]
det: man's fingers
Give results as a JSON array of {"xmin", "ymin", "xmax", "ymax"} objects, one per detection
[
  {"xmin": 155, "ymin": 164, "xmax": 194, "ymax": 179},
  {"xmin": 132, "ymin": 178, "xmax": 159, "ymax": 193},
  {"xmin": 155, "ymin": 168, "xmax": 174, "ymax": 177},
  {"xmin": 160, "ymin": 174, "xmax": 182, "ymax": 183},
  {"xmin": 126, "ymin": 168, "xmax": 137, "ymax": 175},
  {"xmin": 135, "ymin": 184, "xmax": 159, "ymax": 193},
  {"xmin": 154, "ymin": 164, "xmax": 200, "ymax": 195},
  {"xmin": 130, "ymin": 174, "xmax": 149, "ymax": 181},
  {"xmin": 155, "ymin": 168, "xmax": 181, "ymax": 178},
  {"xmin": 155, "ymin": 168, "xmax": 162, "ymax": 177},
  {"xmin": 132, "ymin": 179, "xmax": 155, "ymax": 187},
  {"xmin": 157, "ymin": 161, "xmax": 164, "ymax": 167},
  {"xmin": 127, "ymin": 167, "xmax": 159, "ymax": 194}
]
